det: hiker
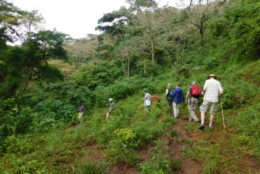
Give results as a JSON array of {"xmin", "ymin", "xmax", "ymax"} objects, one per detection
[
  {"xmin": 199, "ymin": 74, "xmax": 223, "ymax": 129},
  {"xmin": 171, "ymin": 84, "xmax": 184, "ymax": 118},
  {"xmin": 165, "ymin": 84, "xmax": 174, "ymax": 106},
  {"xmin": 106, "ymin": 98, "xmax": 115, "ymax": 119},
  {"xmin": 186, "ymin": 81, "xmax": 201, "ymax": 122},
  {"xmin": 144, "ymin": 91, "xmax": 152, "ymax": 111},
  {"xmin": 78, "ymin": 104, "xmax": 85, "ymax": 121}
]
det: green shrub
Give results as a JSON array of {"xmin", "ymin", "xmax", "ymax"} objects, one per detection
[
  {"xmin": 94, "ymin": 76, "xmax": 155, "ymax": 107},
  {"xmin": 139, "ymin": 161, "xmax": 165, "ymax": 174},
  {"xmin": 163, "ymin": 117, "xmax": 177, "ymax": 129},
  {"xmin": 76, "ymin": 162, "xmax": 107, "ymax": 174},
  {"xmin": 119, "ymin": 104, "xmax": 136, "ymax": 118},
  {"xmin": 6, "ymin": 135, "xmax": 34, "ymax": 155},
  {"xmin": 204, "ymin": 57, "xmax": 221, "ymax": 70},
  {"xmin": 105, "ymin": 128, "xmax": 139, "ymax": 165},
  {"xmin": 139, "ymin": 140, "xmax": 177, "ymax": 174},
  {"xmin": 169, "ymin": 159, "xmax": 181, "ymax": 171},
  {"xmin": 232, "ymin": 102, "xmax": 260, "ymax": 157},
  {"xmin": 96, "ymin": 116, "xmax": 129, "ymax": 144},
  {"xmin": 170, "ymin": 130, "xmax": 178, "ymax": 138},
  {"xmin": 203, "ymin": 161, "xmax": 218, "ymax": 174},
  {"xmin": 131, "ymin": 120, "xmax": 164, "ymax": 147}
]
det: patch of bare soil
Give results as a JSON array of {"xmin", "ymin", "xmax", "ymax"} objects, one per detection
[
  {"xmin": 84, "ymin": 144, "xmax": 104, "ymax": 162},
  {"xmin": 151, "ymin": 95, "xmax": 161, "ymax": 103},
  {"xmin": 108, "ymin": 163, "xmax": 140, "ymax": 174},
  {"xmin": 171, "ymin": 117, "xmax": 202, "ymax": 174},
  {"xmin": 137, "ymin": 146, "xmax": 150, "ymax": 161},
  {"xmin": 65, "ymin": 124, "xmax": 79, "ymax": 130},
  {"xmin": 238, "ymin": 156, "xmax": 260, "ymax": 174}
]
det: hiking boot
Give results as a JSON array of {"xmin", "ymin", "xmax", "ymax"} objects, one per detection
[
  {"xmin": 199, "ymin": 124, "xmax": 205, "ymax": 130},
  {"xmin": 209, "ymin": 125, "xmax": 214, "ymax": 129}
]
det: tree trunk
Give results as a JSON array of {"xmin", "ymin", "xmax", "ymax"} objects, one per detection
[
  {"xmin": 19, "ymin": 68, "xmax": 33, "ymax": 101},
  {"xmin": 127, "ymin": 52, "xmax": 131, "ymax": 77},
  {"xmin": 200, "ymin": 13, "xmax": 205, "ymax": 55},
  {"xmin": 144, "ymin": 60, "xmax": 147, "ymax": 75},
  {"xmin": 151, "ymin": 37, "xmax": 155, "ymax": 64},
  {"xmin": 120, "ymin": 56, "xmax": 128, "ymax": 77}
]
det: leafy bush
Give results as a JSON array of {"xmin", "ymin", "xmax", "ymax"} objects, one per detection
[
  {"xmin": 94, "ymin": 76, "xmax": 155, "ymax": 107},
  {"xmin": 203, "ymin": 161, "xmax": 218, "ymax": 174},
  {"xmin": 0, "ymin": 98, "xmax": 34, "ymax": 140},
  {"xmin": 34, "ymin": 98, "xmax": 76, "ymax": 130},
  {"xmin": 139, "ymin": 140, "xmax": 180, "ymax": 174},
  {"xmin": 232, "ymin": 102, "xmax": 260, "ymax": 157},
  {"xmin": 203, "ymin": 56, "xmax": 221, "ymax": 70},
  {"xmin": 105, "ymin": 128, "xmax": 139, "ymax": 165},
  {"xmin": 222, "ymin": 80, "xmax": 257, "ymax": 109},
  {"xmin": 131, "ymin": 120, "xmax": 164, "ymax": 147},
  {"xmin": 76, "ymin": 162, "xmax": 107, "ymax": 174}
]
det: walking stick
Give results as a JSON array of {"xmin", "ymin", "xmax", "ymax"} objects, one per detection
[{"xmin": 220, "ymin": 98, "xmax": 226, "ymax": 130}]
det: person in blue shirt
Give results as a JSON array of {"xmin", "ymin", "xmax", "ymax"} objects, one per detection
[{"xmin": 171, "ymin": 84, "xmax": 184, "ymax": 118}]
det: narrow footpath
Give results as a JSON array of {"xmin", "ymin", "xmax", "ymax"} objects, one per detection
[{"xmin": 172, "ymin": 117, "xmax": 202, "ymax": 174}]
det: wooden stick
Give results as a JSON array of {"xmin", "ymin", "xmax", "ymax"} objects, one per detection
[{"xmin": 220, "ymin": 98, "xmax": 226, "ymax": 130}]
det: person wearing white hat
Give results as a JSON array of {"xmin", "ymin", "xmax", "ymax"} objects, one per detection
[
  {"xmin": 106, "ymin": 98, "xmax": 115, "ymax": 119},
  {"xmin": 199, "ymin": 74, "xmax": 223, "ymax": 129},
  {"xmin": 78, "ymin": 104, "xmax": 85, "ymax": 121},
  {"xmin": 144, "ymin": 91, "xmax": 152, "ymax": 111},
  {"xmin": 165, "ymin": 84, "xmax": 174, "ymax": 106}
]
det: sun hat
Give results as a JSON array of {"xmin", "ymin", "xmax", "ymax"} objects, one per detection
[
  {"xmin": 208, "ymin": 74, "xmax": 217, "ymax": 78},
  {"xmin": 168, "ymin": 83, "xmax": 172, "ymax": 86},
  {"xmin": 109, "ymin": 98, "xmax": 113, "ymax": 102}
]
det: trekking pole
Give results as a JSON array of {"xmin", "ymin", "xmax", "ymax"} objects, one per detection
[{"xmin": 220, "ymin": 97, "xmax": 226, "ymax": 130}]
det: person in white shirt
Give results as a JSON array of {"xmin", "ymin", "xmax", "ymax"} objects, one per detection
[
  {"xmin": 199, "ymin": 74, "xmax": 223, "ymax": 129},
  {"xmin": 144, "ymin": 91, "xmax": 152, "ymax": 111}
]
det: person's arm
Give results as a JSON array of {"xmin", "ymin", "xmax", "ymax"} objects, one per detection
[
  {"xmin": 185, "ymin": 92, "xmax": 189, "ymax": 104},
  {"xmin": 218, "ymin": 82, "xmax": 224, "ymax": 95},
  {"xmin": 202, "ymin": 81, "xmax": 208, "ymax": 95},
  {"xmin": 144, "ymin": 94, "xmax": 148, "ymax": 100},
  {"xmin": 186, "ymin": 87, "xmax": 191, "ymax": 100},
  {"xmin": 171, "ymin": 90, "xmax": 176, "ymax": 97},
  {"xmin": 165, "ymin": 89, "xmax": 169, "ymax": 96}
]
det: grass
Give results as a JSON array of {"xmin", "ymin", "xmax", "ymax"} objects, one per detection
[{"xmin": 0, "ymin": 61, "xmax": 259, "ymax": 173}]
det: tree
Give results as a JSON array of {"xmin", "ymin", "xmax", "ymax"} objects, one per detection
[
  {"xmin": 186, "ymin": 0, "xmax": 211, "ymax": 55},
  {"xmin": 0, "ymin": 0, "xmax": 41, "ymax": 47},
  {"xmin": 0, "ymin": 30, "xmax": 68, "ymax": 99},
  {"xmin": 127, "ymin": 0, "xmax": 159, "ymax": 64}
]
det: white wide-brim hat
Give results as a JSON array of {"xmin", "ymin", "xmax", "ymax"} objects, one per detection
[{"xmin": 208, "ymin": 74, "xmax": 217, "ymax": 78}]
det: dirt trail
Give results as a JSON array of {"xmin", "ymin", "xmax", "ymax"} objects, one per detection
[
  {"xmin": 107, "ymin": 116, "xmax": 203, "ymax": 174},
  {"xmin": 171, "ymin": 117, "xmax": 260, "ymax": 174},
  {"xmin": 171, "ymin": 117, "xmax": 202, "ymax": 174},
  {"xmin": 108, "ymin": 163, "xmax": 139, "ymax": 174}
]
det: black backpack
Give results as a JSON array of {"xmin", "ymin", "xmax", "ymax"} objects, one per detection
[{"xmin": 166, "ymin": 87, "xmax": 173, "ymax": 100}]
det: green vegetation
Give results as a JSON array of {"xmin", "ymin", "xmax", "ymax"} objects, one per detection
[{"xmin": 0, "ymin": 0, "xmax": 259, "ymax": 173}]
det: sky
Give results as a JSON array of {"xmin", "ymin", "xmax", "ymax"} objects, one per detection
[{"xmin": 11, "ymin": 0, "xmax": 189, "ymax": 39}]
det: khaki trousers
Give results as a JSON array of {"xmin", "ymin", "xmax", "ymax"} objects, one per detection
[
  {"xmin": 172, "ymin": 102, "xmax": 180, "ymax": 118},
  {"xmin": 188, "ymin": 97, "xmax": 199, "ymax": 121}
]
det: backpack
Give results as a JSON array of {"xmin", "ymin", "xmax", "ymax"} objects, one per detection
[
  {"xmin": 166, "ymin": 88, "xmax": 173, "ymax": 100},
  {"xmin": 191, "ymin": 85, "xmax": 201, "ymax": 97}
]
